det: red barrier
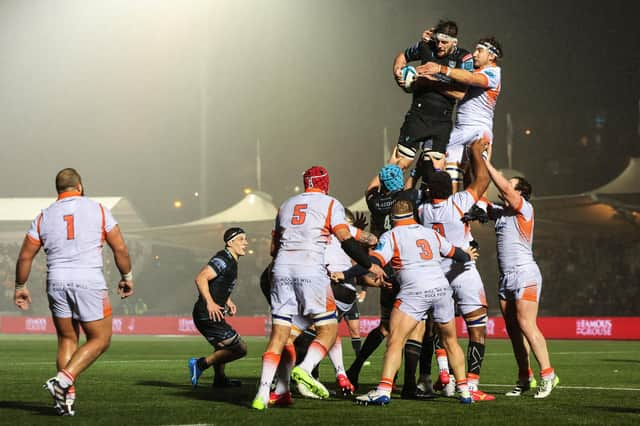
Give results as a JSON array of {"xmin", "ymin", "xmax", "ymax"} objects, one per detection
[{"xmin": 1, "ymin": 316, "xmax": 639, "ymax": 339}]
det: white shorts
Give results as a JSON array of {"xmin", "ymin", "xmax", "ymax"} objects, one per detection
[
  {"xmin": 291, "ymin": 315, "xmax": 312, "ymax": 335},
  {"xmin": 446, "ymin": 263, "xmax": 488, "ymax": 315},
  {"xmin": 395, "ymin": 286, "xmax": 454, "ymax": 323},
  {"xmin": 270, "ymin": 264, "xmax": 335, "ymax": 318},
  {"xmin": 446, "ymin": 126, "xmax": 493, "ymax": 165},
  {"xmin": 498, "ymin": 263, "xmax": 543, "ymax": 302},
  {"xmin": 47, "ymin": 281, "xmax": 112, "ymax": 322}
]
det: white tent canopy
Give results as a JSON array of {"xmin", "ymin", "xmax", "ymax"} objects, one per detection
[
  {"xmin": 186, "ymin": 191, "xmax": 277, "ymax": 226},
  {"xmin": 591, "ymin": 157, "xmax": 640, "ymax": 194},
  {"xmin": 132, "ymin": 191, "xmax": 278, "ymax": 250},
  {"xmin": 347, "ymin": 196, "xmax": 368, "ymax": 212}
]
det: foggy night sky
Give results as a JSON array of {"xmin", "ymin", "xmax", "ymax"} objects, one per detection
[{"xmin": 1, "ymin": 0, "xmax": 638, "ymax": 225}]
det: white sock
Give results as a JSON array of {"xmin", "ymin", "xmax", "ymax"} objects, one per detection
[
  {"xmin": 328, "ymin": 338, "xmax": 345, "ymax": 377},
  {"xmin": 256, "ymin": 352, "xmax": 281, "ymax": 403},
  {"xmin": 298, "ymin": 341, "xmax": 328, "ymax": 373}
]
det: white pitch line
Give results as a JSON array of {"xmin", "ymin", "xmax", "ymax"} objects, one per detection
[
  {"xmin": 481, "ymin": 384, "xmax": 640, "ymax": 392},
  {"xmin": 5, "ymin": 358, "xmax": 263, "ymax": 366},
  {"xmin": 486, "ymin": 351, "xmax": 639, "ymax": 357}
]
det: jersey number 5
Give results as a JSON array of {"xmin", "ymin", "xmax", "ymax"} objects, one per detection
[
  {"xmin": 291, "ymin": 204, "xmax": 308, "ymax": 225},
  {"xmin": 416, "ymin": 239, "xmax": 433, "ymax": 260},
  {"xmin": 63, "ymin": 215, "xmax": 75, "ymax": 240}
]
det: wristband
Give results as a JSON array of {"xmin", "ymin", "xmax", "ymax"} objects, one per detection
[
  {"xmin": 15, "ymin": 283, "xmax": 26, "ymax": 291},
  {"xmin": 121, "ymin": 271, "xmax": 133, "ymax": 281}
]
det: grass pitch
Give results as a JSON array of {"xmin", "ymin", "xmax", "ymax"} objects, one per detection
[{"xmin": 1, "ymin": 335, "xmax": 639, "ymax": 425}]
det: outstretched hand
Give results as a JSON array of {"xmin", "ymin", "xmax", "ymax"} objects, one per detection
[{"xmin": 353, "ymin": 212, "xmax": 369, "ymax": 230}]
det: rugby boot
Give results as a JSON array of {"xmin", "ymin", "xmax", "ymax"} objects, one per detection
[
  {"xmin": 534, "ymin": 375, "xmax": 559, "ymax": 399},
  {"xmin": 355, "ymin": 389, "xmax": 391, "ymax": 406}
]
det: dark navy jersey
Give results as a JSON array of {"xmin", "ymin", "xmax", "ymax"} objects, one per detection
[
  {"xmin": 404, "ymin": 40, "xmax": 473, "ymax": 117},
  {"xmin": 366, "ymin": 188, "xmax": 421, "ymax": 237},
  {"xmin": 194, "ymin": 249, "xmax": 238, "ymax": 317}
]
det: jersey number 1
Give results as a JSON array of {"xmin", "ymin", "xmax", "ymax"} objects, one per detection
[
  {"xmin": 291, "ymin": 204, "xmax": 308, "ymax": 225},
  {"xmin": 63, "ymin": 215, "xmax": 75, "ymax": 240}
]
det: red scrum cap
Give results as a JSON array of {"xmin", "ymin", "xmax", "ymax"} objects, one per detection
[{"xmin": 303, "ymin": 166, "xmax": 329, "ymax": 194}]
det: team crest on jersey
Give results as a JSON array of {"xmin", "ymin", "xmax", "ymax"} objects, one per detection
[
  {"xmin": 448, "ymin": 60, "xmax": 456, "ymax": 68},
  {"xmin": 211, "ymin": 257, "xmax": 227, "ymax": 272}
]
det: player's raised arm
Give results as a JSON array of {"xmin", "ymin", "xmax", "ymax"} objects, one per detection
[
  {"xmin": 467, "ymin": 139, "xmax": 491, "ymax": 196},
  {"xmin": 393, "ymin": 51, "xmax": 409, "ymax": 87},
  {"xmin": 485, "ymin": 159, "xmax": 522, "ymax": 208}
]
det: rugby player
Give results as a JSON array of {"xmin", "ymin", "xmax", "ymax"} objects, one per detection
[
  {"xmin": 418, "ymin": 37, "xmax": 503, "ymax": 191},
  {"xmin": 188, "ymin": 227, "xmax": 249, "ymax": 388},
  {"xmin": 14, "ymin": 168, "xmax": 134, "ymax": 416},
  {"xmin": 370, "ymin": 20, "xmax": 472, "ymax": 192},
  {"xmin": 251, "ymin": 166, "xmax": 384, "ymax": 410},
  {"xmin": 346, "ymin": 164, "xmax": 421, "ymax": 394},
  {"xmin": 355, "ymin": 200, "xmax": 478, "ymax": 406},
  {"xmin": 484, "ymin": 159, "xmax": 559, "ymax": 398},
  {"xmin": 418, "ymin": 139, "xmax": 495, "ymax": 401}
]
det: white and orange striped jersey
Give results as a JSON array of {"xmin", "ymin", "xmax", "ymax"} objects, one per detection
[
  {"xmin": 418, "ymin": 189, "xmax": 479, "ymax": 268},
  {"xmin": 274, "ymin": 190, "xmax": 349, "ymax": 266},
  {"xmin": 491, "ymin": 196, "xmax": 536, "ymax": 272},
  {"xmin": 454, "ymin": 65, "xmax": 501, "ymax": 130},
  {"xmin": 26, "ymin": 191, "xmax": 117, "ymax": 285},
  {"xmin": 371, "ymin": 218, "xmax": 454, "ymax": 292}
]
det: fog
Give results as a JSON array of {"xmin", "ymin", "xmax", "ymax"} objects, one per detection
[
  {"xmin": 1, "ymin": 0, "xmax": 638, "ymax": 317},
  {"xmin": 1, "ymin": 0, "xmax": 637, "ymax": 225}
]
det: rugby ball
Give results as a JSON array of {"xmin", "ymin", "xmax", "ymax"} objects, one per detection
[{"xmin": 401, "ymin": 65, "xmax": 417, "ymax": 92}]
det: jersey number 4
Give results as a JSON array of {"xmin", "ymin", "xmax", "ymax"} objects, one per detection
[
  {"xmin": 416, "ymin": 239, "xmax": 433, "ymax": 260},
  {"xmin": 291, "ymin": 204, "xmax": 308, "ymax": 225},
  {"xmin": 63, "ymin": 215, "xmax": 75, "ymax": 240}
]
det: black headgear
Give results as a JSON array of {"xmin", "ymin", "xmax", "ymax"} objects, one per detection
[{"xmin": 223, "ymin": 227, "xmax": 246, "ymax": 244}]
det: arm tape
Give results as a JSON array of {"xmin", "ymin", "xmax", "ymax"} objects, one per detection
[
  {"xmin": 452, "ymin": 247, "xmax": 471, "ymax": 263},
  {"xmin": 341, "ymin": 238, "xmax": 372, "ymax": 269}
]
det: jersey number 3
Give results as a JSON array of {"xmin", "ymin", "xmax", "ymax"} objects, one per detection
[
  {"xmin": 291, "ymin": 204, "xmax": 308, "ymax": 225},
  {"xmin": 63, "ymin": 215, "xmax": 75, "ymax": 240},
  {"xmin": 416, "ymin": 239, "xmax": 433, "ymax": 260}
]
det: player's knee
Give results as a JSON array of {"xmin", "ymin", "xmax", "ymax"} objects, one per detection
[
  {"xmin": 232, "ymin": 340, "xmax": 248, "ymax": 358},
  {"xmin": 96, "ymin": 335, "xmax": 112, "ymax": 354}
]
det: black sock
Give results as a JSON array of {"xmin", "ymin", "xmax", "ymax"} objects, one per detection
[
  {"xmin": 467, "ymin": 341, "xmax": 486, "ymax": 376},
  {"xmin": 419, "ymin": 333, "xmax": 434, "ymax": 378},
  {"xmin": 197, "ymin": 357, "xmax": 209, "ymax": 371},
  {"xmin": 403, "ymin": 339, "xmax": 422, "ymax": 391},
  {"xmin": 349, "ymin": 326, "xmax": 385, "ymax": 373},
  {"xmin": 351, "ymin": 337, "xmax": 362, "ymax": 357}
]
